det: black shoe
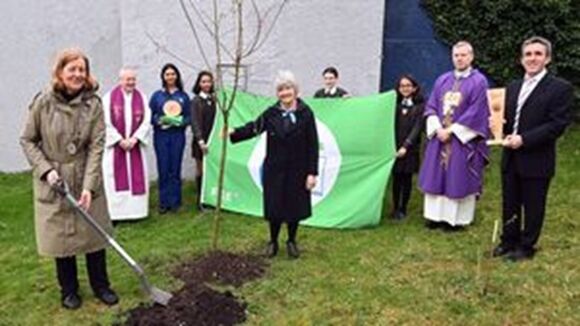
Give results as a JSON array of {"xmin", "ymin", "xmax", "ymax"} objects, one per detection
[
  {"xmin": 265, "ymin": 241, "xmax": 278, "ymax": 258},
  {"xmin": 286, "ymin": 241, "xmax": 300, "ymax": 259},
  {"xmin": 396, "ymin": 211, "xmax": 407, "ymax": 220},
  {"xmin": 158, "ymin": 207, "xmax": 168, "ymax": 215},
  {"xmin": 391, "ymin": 209, "xmax": 399, "ymax": 219},
  {"xmin": 442, "ymin": 223, "xmax": 465, "ymax": 232},
  {"xmin": 61, "ymin": 292, "xmax": 82, "ymax": 310},
  {"xmin": 95, "ymin": 288, "xmax": 119, "ymax": 306},
  {"xmin": 425, "ymin": 220, "xmax": 443, "ymax": 230},
  {"xmin": 492, "ymin": 244, "xmax": 514, "ymax": 257},
  {"xmin": 505, "ymin": 247, "xmax": 535, "ymax": 262}
]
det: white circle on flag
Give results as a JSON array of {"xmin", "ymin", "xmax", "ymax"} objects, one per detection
[{"xmin": 247, "ymin": 119, "xmax": 341, "ymax": 206}]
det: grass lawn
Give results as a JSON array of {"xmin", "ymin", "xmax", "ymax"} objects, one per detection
[{"xmin": 1, "ymin": 126, "xmax": 579, "ymax": 325}]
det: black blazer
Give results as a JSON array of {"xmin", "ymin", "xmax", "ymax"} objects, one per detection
[
  {"xmin": 190, "ymin": 94, "xmax": 216, "ymax": 159},
  {"xmin": 313, "ymin": 87, "xmax": 348, "ymax": 98},
  {"xmin": 502, "ymin": 74, "xmax": 573, "ymax": 178},
  {"xmin": 393, "ymin": 101, "xmax": 424, "ymax": 174},
  {"xmin": 230, "ymin": 99, "xmax": 319, "ymax": 222}
]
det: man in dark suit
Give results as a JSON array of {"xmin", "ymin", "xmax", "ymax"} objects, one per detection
[{"xmin": 493, "ymin": 36, "xmax": 574, "ymax": 262}]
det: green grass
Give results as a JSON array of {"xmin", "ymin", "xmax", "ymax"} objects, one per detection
[{"xmin": 1, "ymin": 127, "xmax": 579, "ymax": 325}]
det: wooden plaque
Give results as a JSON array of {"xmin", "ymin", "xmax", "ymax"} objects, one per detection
[{"xmin": 487, "ymin": 88, "xmax": 506, "ymax": 146}]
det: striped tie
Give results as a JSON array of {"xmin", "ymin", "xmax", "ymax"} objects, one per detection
[{"xmin": 512, "ymin": 78, "xmax": 535, "ymax": 134}]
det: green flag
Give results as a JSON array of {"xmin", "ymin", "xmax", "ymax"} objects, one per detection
[{"xmin": 202, "ymin": 89, "xmax": 397, "ymax": 229}]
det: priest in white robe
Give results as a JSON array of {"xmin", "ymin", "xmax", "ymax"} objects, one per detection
[{"xmin": 102, "ymin": 67, "xmax": 151, "ymax": 221}]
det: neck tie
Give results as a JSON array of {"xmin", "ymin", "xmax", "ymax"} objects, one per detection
[{"xmin": 512, "ymin": 78, "xmax": 535, "ymax": 134}]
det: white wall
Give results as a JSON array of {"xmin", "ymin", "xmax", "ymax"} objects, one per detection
[
  {"xmin": 0, "ymin": 0, "xmax": 122, "ymax": 172},
  {"xmin": 0, "ymin": 0, "xmax": 385, "ymax": 174}
]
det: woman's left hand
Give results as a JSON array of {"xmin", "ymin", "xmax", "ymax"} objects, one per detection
[
  {"xmin": 305, "ymin": 175, "xmax": 317, "ymax": 191},
  {"xmin": 198, "ymin": 140, "xmax": 209, "ymax": 154},
  {"xmin": 396, "ymin": 147, "xmax": 407, "ymax": 158},
  {"xmin": 78, "ymin": 189, "xmax": 92, "ymax": 211}
]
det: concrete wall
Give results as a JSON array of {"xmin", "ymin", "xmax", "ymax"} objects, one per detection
[
  {"xmin": 0, "ymin": 0, "xmax": 122, "ymax": 172},
  {"xmin": 0, "ymin": 0, "xmax": 385, "ymax": 174}
]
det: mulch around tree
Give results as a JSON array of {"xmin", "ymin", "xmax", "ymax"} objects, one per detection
[
  {"xmin": 172, "ymin": 250, "xmax": 269, "ymax": 287},
  {"xmin": 122, "ymin": 251, "xmax": 268, "ymax": 326}
]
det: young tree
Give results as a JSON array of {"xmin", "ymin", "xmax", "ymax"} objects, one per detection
[{"xmin": 178, "ymin": 0, "xmax": 288, "ymax": 249}]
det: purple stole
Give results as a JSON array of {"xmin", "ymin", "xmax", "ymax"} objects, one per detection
[{"xmin": 110, "ymin": 86, "xmax": 146, "ymax": 195}]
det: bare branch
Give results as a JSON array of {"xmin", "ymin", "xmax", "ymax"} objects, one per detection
[
  {"xmin": 178, "ymin": 0, "xmax": 212, "ymax": 69},
  {"xmin": 212, "ymin": 0, "xmax": 223, "ymax": 90},
  {"xmin": 225, "ymin": 0, "xmax": 244, "ymax": 114},
  {"xmin": 245, "ymin": 0, "xmax": 288, "ymax": 58},
  {"xmin": 185, "ymin": 0, "xmax": 235, "ymax": 61},
  {"xmin": 242, "ymin": 0, "xmax": 263, "ymax": 57},
  {"xmin": 144, "ymin": 31, "xmax": 200, "ymax": 70}
]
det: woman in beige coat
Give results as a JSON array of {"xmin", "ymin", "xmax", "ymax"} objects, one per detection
[{"xmin": 20, "ymin": 48, "xmax": 118, "ymax": 310}]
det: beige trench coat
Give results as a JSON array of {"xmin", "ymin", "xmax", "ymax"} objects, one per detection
[{"xmin": 20, "ymin": 87, "xmax": 112, "ymax": 258}]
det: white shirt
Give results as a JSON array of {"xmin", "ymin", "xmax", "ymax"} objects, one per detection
[
  {"xmin": 199, "ymin": 91, "xmax": 210, "ymax": 100},
  {"xmin": 401, "ymin": 98, "xmax": 414, "ymax": 107},
  {"xmin": 454, "ymin": 67, "xmax": 473, "ymax": 80},
  {"xmin": 512, "ymin": 69, "xmax": 547, "ymax": 134},
  {"xmin": 517, "ymin": 69, "xmax": 547, "ymax": 109},
  {"xmin": 325, "ymin": 86, "xmax": 337, "ymax": 96}
]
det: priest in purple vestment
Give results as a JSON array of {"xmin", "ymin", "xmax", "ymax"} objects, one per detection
[{"xmin": 418, "ymin": 41, "xmax": 490, "ymax": 230}]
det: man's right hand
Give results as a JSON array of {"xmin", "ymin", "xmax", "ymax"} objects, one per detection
[{"xmin": 46, "ymin": 170, "xmax": 60, "ymax": 186}]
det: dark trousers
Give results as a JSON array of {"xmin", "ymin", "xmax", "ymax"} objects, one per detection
[
  {"xmin": 269, "ymin": 220, "xmax": 299, "ymax": 243},
  {"xmin": 501, "ymin": 169, "xmax": 551, "ymax": 250},
  {"xmin": 55, "ymin": 249, "xmax": 110, "ymax": 297},
  {"xmin": 154, "ymin": 131, "xmax": 185, "ymax": 209},
  {"xmin": 196, "ymin": 175, "xmax": 203, "ymax": 208},
  {"xmin": 392, "ymin": 172, "xmax": 413, "ymax": 214}
]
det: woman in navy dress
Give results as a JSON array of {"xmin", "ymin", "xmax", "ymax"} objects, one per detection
[{"xmin": 149, "ymin": 63, "xmax": 191, "ymax": 214}]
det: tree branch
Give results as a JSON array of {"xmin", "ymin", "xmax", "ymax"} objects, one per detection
[
  {"xmin": 245, "ymin": 0, "xmax": 288, "ymax": 57},
  {"xmin": 185, "ymin": 0, "xmax": 236, "ymax": 62},
  {"xmin": 144, "ymin": 30, "xmax": 200, "ymax": 70},
  {"xmin": 178, "ymin": 0, "xmax": 212, "ymax": 69}
]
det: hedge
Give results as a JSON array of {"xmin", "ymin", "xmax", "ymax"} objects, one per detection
[{"xmin": 421, "ymin": 0, "xmax": 580, "ymax": 118}]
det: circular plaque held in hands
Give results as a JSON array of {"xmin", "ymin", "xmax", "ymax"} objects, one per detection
[{"xmin": 163, "ymin": 100, "xmax": 182, "ymax": 117}]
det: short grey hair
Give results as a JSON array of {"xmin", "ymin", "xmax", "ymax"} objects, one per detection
[
  {"xmin": 452, "ymin": 41, "xmax": 474, "ymax": 54},
  {"xmin": 521, "ymin": 36, "xmax": 552, "ymax": 57},
  {"xmin": 274, "ymin": 70, "xmax": 299, "ymax": 92},
  {"xmin": 119, "ymin": 66, "xmax": 138, "ymax": 78}
]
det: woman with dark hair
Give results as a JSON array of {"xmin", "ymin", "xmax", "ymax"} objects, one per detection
[
  {"xmin": 392, "ymin": 74, "xmax": 424, "ymax": 220},
  {"xmin": 190, "ymin": 70, "xmax": 216, "ymax": 210},
  {"xmin": 149, "ymin": 63, "xmax": 191, "ymax": 214},
  {"xmin": 20, "ymin": 48, "xmax": 118, "ymax": 309}
]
